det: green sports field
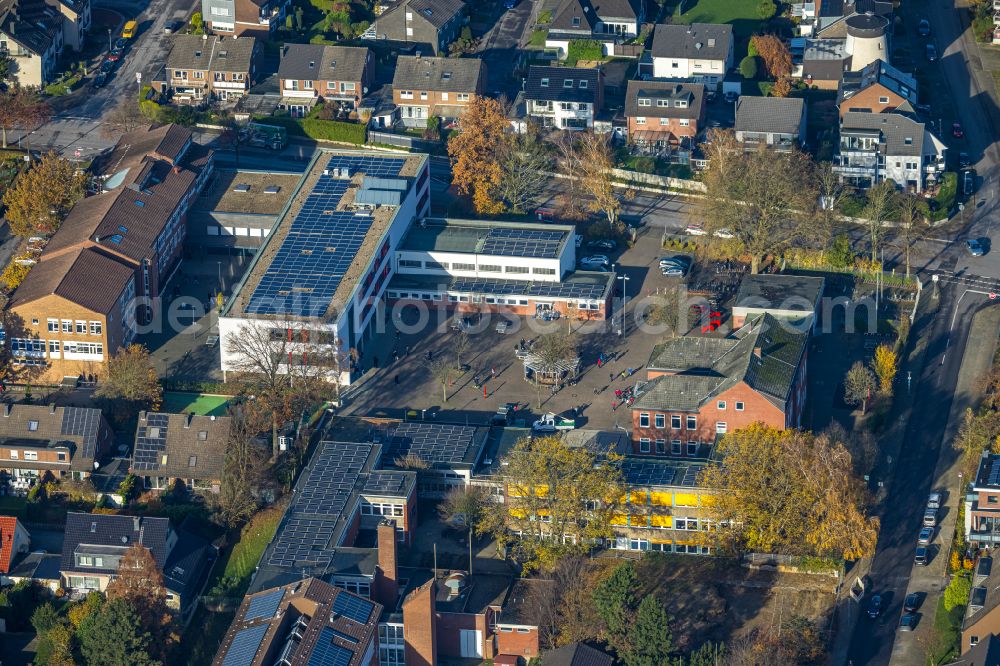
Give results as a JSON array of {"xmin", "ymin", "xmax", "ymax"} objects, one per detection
[{"xmin": 161, "ymin": 391, "xmax": 232, "ymax": 417}]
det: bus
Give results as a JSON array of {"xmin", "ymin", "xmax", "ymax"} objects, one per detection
[{"xmin": 122, "ymin": 20, "xmax": 137, "ymax": 39}]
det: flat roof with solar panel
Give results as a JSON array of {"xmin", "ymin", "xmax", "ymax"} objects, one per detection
[
  {"xmin": 975, "ymin": 454, "xmax": 1000, "ymax": 490},
  {"xmin": 620, "ymin": 457, "xmax": 710, "ymax": 489},
  {"xmin": 388, "ymin": 270, "xmax": 615, "ymax": 302},
  {"xmin": 379, "ymin": 421, "xmax": 489, "ymax": 468},
  {"xmin": 399, "ymin": 217, "xmax": 574, "ymax": 258},
  {"xmin": 223, "ymin": 150, "xmax": 427, "ymax": 321},
  {"xmin": 213, "ymin": 578, "xmax": 381, "ymax": 666}
]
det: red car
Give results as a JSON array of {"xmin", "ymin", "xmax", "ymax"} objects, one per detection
[
  {"xmin": 105, "ymin": 53, "xmax": 121, "ymax": 62},
  {"xmin": 953, "ymin": 122, "xmax": 964, "ymax": 138}
]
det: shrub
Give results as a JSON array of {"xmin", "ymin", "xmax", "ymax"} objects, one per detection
[
  {"xmin": 757, "ymin": 0, "xmax": 776, "ymax": 20},
  {"xmin": 567, "ymin": 39, "xmax": 603, "ymax": 62},
  {"xmin": 0, "ymin": 258, "xmax": 31, "ymax": 291},
  {"xmin": 826, "ymin": 235, "xmax": 855, "ymax": 268},
  {"xmin": 265, "ymin": 116, "xmax": 366, "ymax": 144},
  {"xmin": 739, "ymin": 56, "xmax": 758, "ymax": 80},
  {"xmin": 933, "ymin": 171, "xmax": 958, "ymax": 218},
  {"xmin": 537, "ymin": 9, "xmax": 552, "ymax": 23},
  {"xmin": 633, "ymin": 156, "xmax": 656, "ymax": 173},
  {"xmin": 943, "ymin": 573, "xmax": 971, "ymax": 612}
]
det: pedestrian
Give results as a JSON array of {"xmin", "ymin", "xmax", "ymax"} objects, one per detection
[
  {"xmin": 597, "ymin": 358, "xmax": 602, "ymax": 368},
  {"xmin": 483, "ymin": 384, "xmax": 488, "ymax": 398},
  {"xmin": 405, "ymin": 345, "xmax": 410, "ymax": 356},
  {"xmin": 394, "ymin": 374, "xmax": 400, "ymax": 385},
  {"xmin": 610, "ymin": 372, "xmax": 615, "ymax": 382},
  {"xmin": 612, "ymin": 400, "xmax": 618, "ymax": 411},
  {"xmin": 491, "ymin": 366, "xmax": 496, "ymax": 379}
]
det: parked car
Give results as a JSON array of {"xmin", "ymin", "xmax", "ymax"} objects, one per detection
[
  {"xmin": 706, "ymin": 90, "xmax": 717, "ymax": 103},
  {"xmin": 713, "ymin": 228, "xmax": 735, "ymax": 239},
  {"xmin": 660, "ymin": 263, "xmax": 687, "ymax": 277},
  {"xmin": 724, "ymin": 91, "xmax": 738, "ymax": 103},
  {"xmin": 927, "ymin": 492, "xmax": 942, "ymax": 510},
  {"xmin": 967, "ymin": 238, "xmax": 986, "ymax": 257},
  {"xmin": 925, "ymin": 43, "xmax": 938, "ymax": 61},
  {"xmin": 923, "ymin": 508, "xmax": 937, "ymax": 527},
  {"xmin": 492, "ymin": 402, "xmax": 519, "ymax": 425},
  {"xmin": 587, "ymin": 239, "xmax": 617, "ymax": 251},
  {"xmin": 965, "ymin": 170, "xmax": 976, "ymax": 196},
  {"xmin": 918, "ymin": 526, "xmax": 934, "ymax": 545},
  {"xmin": 164, "ymin": 19, "xmax": 184, "ymax": 34},
  {"xmin": 918, "ymin": 19, "xmax": 931, "ymax": 36},
  {"xmin": 899, "ymin": 613, "xmax": 917, "ymax": 631},
  {"xmin": 115, "ymin": 37, "xmax": 128, "ymax": 50},
  {"xmin": 92, "ymin": 72, "xmax": 107, "ymax": 88},
  {"xmin": 953, "ymin": 122, "xmax": 964, "ymax": 138},
  {"xmin": 904, "ymin": 592, "xmax": 921, "ymax": 613},
  {"xmin": 684, "ymin": 224, "xmax": 708, "ymax": 236},
  {"xmin": 100, "ymin": 60, "xmax": 115, "ymax": 74},
  {"xmin": 580, "ymin": 257, "xmax": 610, "ymax": 270},
  {"xmin": 959, "ymin": 152, "xmax": 971, "ymax": 168},
  {"xmin": 914, "ymin": 546, "xmax": 929, "ymax": 565},
  {"xmin": 105, "ymin": 52, "xmax": 121, "ymax": 62},
  {"xmin": 867, "ymin": 594, "xmax": 882, "ymax": 619},
  {"xmin": 582, "ymin": 254, "xmax": 609, "ymax": 266}
]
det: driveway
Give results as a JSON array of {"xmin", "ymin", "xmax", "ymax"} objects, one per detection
[{"xmin": 27, "ymin": 527, "xmax": 65, "ymax": 554}]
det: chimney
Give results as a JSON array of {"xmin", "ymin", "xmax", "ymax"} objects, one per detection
[
  {"xmin": 185, "ymin": 413, "xmax": 193, "ymax": 428},
  {"xmin": 402, "ymin": 579, "xmax": 437, "ymax": 666},
  {"xmin": 132, "ymin": 516, "xmax": 140, "ymax": 532},
  {"xmin": 753, "ymin": 346, "xmax": 763, "ymax": 358},
  {"xmin": 3, "ymin": 402, "xmax": 12, "ymax": 417},
  {"xmin": 139, "ymin": 410, "xmax": 147, "ymax": 423},
  {"xmin": 374, "ymin": 520, "xmax": 399, "ymax": 609},
  {"xmin": 49, "ymin": 403, "xmax": 56, "ymax": 414}
]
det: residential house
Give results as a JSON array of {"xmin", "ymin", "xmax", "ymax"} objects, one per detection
[
  {"xmin": 213, "ymin": 577, "xmax": 382, "ymax": 666},
  {"xmin": 202, "ymin": 0, "xmax": 289, "ymax": 37},
  {"xmin": 541, "ymin": 642, "xmax": 614, "ymax": 666},
  {"xmin": 792, "ymin": 0, "xmax": 892, "ymax": 38},
  {"xmin": 838, "ymin": 59, "xmax": 918, "ymax": 117},
  {"xmin": 34, "ymin": 0, "xmax": 89, "ymax": 51},
  {"xmin": 0, "ymin": 8, "xmax": 61, "ymax": 87},
  {"xmin": 391, "ymin": 55, "xmax": 485, "ymax": 128},
  {"xmin": 524, "ymin": 65, "xmax": 603, "ymax": 131},
  {"xmin": 5, "ymin": 551, "xmax": 61, "ymax": 590},
  {"xmin": 791, "ymin": 13, "xmax": 891, "ymax": 88},
  {"xmin": 962, "ymin": 556, "xmax": 1000, "ymax": 654},
  {"xmin": 60, "ymin": 512, "xmax": 213, "ymax": 611},
  {"xmin": 6, "ymin": 124, "xmax": 214, "ymax": 382},
  {"xmin": 734, "ymin": 96, "xmax": 807, "ymax": 150},
  {"xmin": 649, "ymin": 23, "xmax": 733, "ymax": 85},
  {"xmin": 370, "ymin": 0, "xmax": 466, "ymax": 56},
  {"xmin": 0, "ymin": 403, "xmax": 113, "ymax": 493},
  {"xmin": 0, "ymin": 517, "xmax": 30, "ymax": 575},
  {"xmin": 731, "ymin": 274, "xmax": 825, "ymax": 329},
  {"xmin": 623, "ymin": 80, "xmax": 704, "ymax": 157},
  {"xmin": 131, "ymin": 412, "xmax": 232, "ymax": 493},
  {"xmin": 276, "ymin": 43, "xmax": 373, "ymax": 118},
  {"xmin": 965, "ymin": 451, "xmax": 1000, "ymax": 549},
  {"xmin": 544, "ymin": 0, "xmax": 644, "ymax": 59},
  {"xmin": 153, "ymin": 34, "xmax": 259, "ymax": 104},
  {"xmin": 949, "ymin": 634, "xmax": 1000, "ymax": 666},
  {"xmin": 834, "ymin": 111, "xmax": 947, "ymax": 192},
  {"xmin": 631, "ymin": 313, "xmax": 809, "ymax": 455}
]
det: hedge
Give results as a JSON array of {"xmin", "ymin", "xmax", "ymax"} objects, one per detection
[
  {"xmin": 931, "ymin": 171, "xmax": 957, "ymax": 221},
  {"xmin": 264, "ymin": 116, "xmax": 367, "ymax": 145}
]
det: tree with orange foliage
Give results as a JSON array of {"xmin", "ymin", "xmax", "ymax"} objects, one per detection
[
  {"xmin": 106, "ymin": 544, "xmax": 173, "ymax": 660},
  {"xmin": 447, "ymin": 96, "xmax": 508, "ymax": 214},
  {"xmin": 771, "ymin": 77, "xmax": 793, "ymax": 98},
  {"xmin": 751, "ymin": 34, "xmax": 793, "ymax": 79}
]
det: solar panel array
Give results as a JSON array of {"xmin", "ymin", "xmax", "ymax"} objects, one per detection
[
  {"xmin": 385, "ymin": 422, "xmax": 477, "ymax": 465},
  {"xmin": 132, "ymin": 413, "xmax": 170, "ymax": 471},
  {"xmin": 244, "ymin": 588, "xmax": 284, "ymax": 622},
  {"xmin": 332, "ymin": 592, "xmax": 375, "ymax": 624},
  {"xmin": 60, "ymin": 407, "xmax": 101, "ymax": 459},
  {"xmin": 989, "ymin": 460, "xmax": 1000, "ymax": 487},
  {"xmin": 222, "ymin": 624, "xmax": 269, "ymax": 666},
  {"xmin": 245, "ymin": 155, "xmax": 406, "ymax": 318},
  {"xmin": 362, "ymin": 472, "xmax": 410, "ymax": 496},
  {"xmin": 449, "ymin": 277, "xmax": 609, "ymax": 301},
  {"xmin": 622, "ymin": 460, "xmax": 705, "ymax": 488},
  {"xmin": 307, "ymin": 628, "xmax": 354, "ymax": 666},
  {"xmin": 481, "ymin": 228, "xmax": 566, "ymax": 258},
  {"xmin": 267, "ymin": 442, "xmax": 372, "ymax": 569}
]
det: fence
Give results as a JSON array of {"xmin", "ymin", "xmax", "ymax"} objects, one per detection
[
  {"xmin": 742, "ymin": 552, "xmax": 843, "ymax": 578},
  {"xmin": 367, "ymin": 130, "xmax": 440, "ymax": 152},
  {"xmin": 608, "ymin": 167, "xmax": 706, "ymax": 193}
]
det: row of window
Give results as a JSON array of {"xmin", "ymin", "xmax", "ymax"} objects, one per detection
[
  {"xmin": 532, "ymin": 101, "xmax": 591, "ymax": 112},
  {"xmin": 397, "ymin": 258, "xmax": 555, "ymax": 275},
  {"xmin": 399, "ymin": 90, "xmax": 471, "ymax": 102},
  {"xmin": 634, "ymin": 117, "xmax": 691, "ymax": 127},
  {"xmin": 539, "ymin": 77, "xmax": 589, "ymax": 89},
  {"xmin": 611, "ymin": 538, "xmax": 712, "ymax": 555},
  {"xmin": 637, "ymin": 97, "xmax": 688, "ymax": 108},
  {"xmin": 639, "ymin": 404, "xmax": 744, "ymax": 430},
  {"xmin": 172, "ymin": 70, "xmax": 246, "ymax": 81},
  {"xmin": 12, "ymin": 339, "xmax": 105, "ymax": 357},
  {"xmin": 637, "ymin": 439, "xmax": 700, "ymax": 456},
  {"xmin": 7, "ymin": 449, "xmax": 63, "ymax": 462},
  {"xmin": 283, "ymin": 79, "xmax": 356, "ymax": 92},
  {"xmin": 360, "ymin": 501, "xmax": 405, "ymax": 517},
  {"xmin": 45, "ymin": 319, "xmax": 103, "ymax": 335}
]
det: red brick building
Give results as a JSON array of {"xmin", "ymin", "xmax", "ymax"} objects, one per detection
[
  {"xmin": 631, "ymin": 313, "xmax": 809, "ymax": 455},
  {"xmin": 623, "ymin": 80, "xmax": 704, "ymax": 156},
  {"xmin": 965, "ymin": 451, "xmax": 1000, "ymax": 549}
]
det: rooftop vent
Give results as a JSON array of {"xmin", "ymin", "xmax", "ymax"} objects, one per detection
[
  {"xmin": 264, "ymin": 185, "xmax": 281, "ymax": 194},
  {"xmin": 233, "ymin": 183, "xmax": 251, "ymax": 193},
  {"xmin": 330, "ymin": 60, "xmax": 336, "ymax": 68},
  {"xmin": 695, "ymin": 42, "xmax": 703, "ymax": 49}
]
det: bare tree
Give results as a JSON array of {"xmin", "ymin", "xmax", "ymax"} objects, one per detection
[
  {"xmin": 861, "ymin": 181, "xmax": 896, "ymax": 264},
  {"xmin": 217, "ymin": 412, "xmax": 268, "ymax": 528},
  {"xmin": 577, "ymin": 131, "xmax": 632, "ymax": 230},
  {"xmin": 495, "ymin": 125, "xmax": 552, "ymax": 213},
  {"xmin": 430, "ymin": 357, "xmax": 457, "ymax": 402},
  {"xmin": 0, "ymin": 88, "xmax": 48, "ymax": 149},
  {"xmin": 224, "ymin": 321, "xmax": 343, "ymax": 457},
  {"xmin": 552, "ymin": 131, "xmax": 588, "ymax": 220},
  {"xmin": 894, "ymin": 192, "xmax": 925, "ymax": 277},
  {"xmin": 102, "ymin": 101, "xmax": 147, "ymax": 138},
  {"xmin": 453, "ymin": 331, "xmax": 472, "ymax": 369},
  {"xmin": 814, "ymin": 161, "xmax": 847, "ymax": 243}
]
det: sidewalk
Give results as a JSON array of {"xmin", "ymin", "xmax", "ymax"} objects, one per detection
[{"xmin": 889, "ymin": 305, "xmax": 1000, "ymax": 664}]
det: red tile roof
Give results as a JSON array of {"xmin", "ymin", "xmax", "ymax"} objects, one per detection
[{"xmin": 0, "ymin": 516, "xmax": 22, "ymax": 573}]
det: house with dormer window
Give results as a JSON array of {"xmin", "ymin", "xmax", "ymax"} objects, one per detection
[
  {"xmin": 524, "ymin": 65, "xmax": 603, "ymax": 130},
  {"xmin": 392, "ymin": 54, "xmax": 484, "ymax": 128},
  {"xmin": 60, "ymin": 512, "xmax": 213, "ymax": 611},
  {"xmin": 131, "ymin": 412, "xmax": 232, "ymax": 493},
  {"xmin": 544, "ymin": 0, "xmax": 644, "ymax": 59},
  {"xmin": 624, "ymin": 80, "xmax": 704, "ymax": 156},
  {"xmin": 369, "ymin": 0, "xmax": 465, "ymax": 56},
  {"xmin": 277, "ymin": 43, "xmax": 373, "ymax": 118}
]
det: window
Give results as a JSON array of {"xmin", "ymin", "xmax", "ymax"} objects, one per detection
[
  {"xmin": 453, "ymin": 262, "xmax": 475, "ymax": 271},
  {"xmin": 686, "ymin": 415, "xmax": 696, "ymax": 430},
  {"xmin": 563, "ymin": 79, "xmax": 573, "ymax": 88},
  {"xmin": 399, "ymin": 259, "xmax": 422, "ymax": 268},
  {"xmin": 420, "ymin": 91, "xmax": 428, "ymax": 100},
  {"xmin": 441, "ymin": 92, "xmax": 448, "ymax": 100},
  {"xmin": 656, "ymin": 439, "xmax": 665, "ymax": 453},
  {"xmin": 78, "ymin": 556, "xmax": 104, "ymax": 567},
  {"xmin": 27, "ymin": 420, "xmax": 38, "ymax": 431},
  {"xmin": 303, "ymin": 80, "xmax": 312, "ymax": 89},
  {"xmin": 48, "ymin": 341, "xmax": 59, "ymax": 353},
  {"xmin": 735, "ymin": 401, "xmax": 744, "ymax": 411},
  {"xmin": 9, "ymin": 450, "xmax": 17, "ymax": 459},
  {"xmin": 717, "ymin": 401, "xmax": 726, "ymax": 410},
  {"xmin": 635, "ymin": 117, "xmax": 646, "ymax": 124},
  {"xmin": 406, "ymin": 26, "xmax": 413, "ymax": 36},
  {"xmin": 639, "ymin": 438, "xmax": 650, "ymax": 453},
  {"xmin": 989, "ymin": 496, "xmax": 999, "ymax": 505},
  {"xmin": 24, "ymin": 450, "xmax": 37, "ymax": 460},
  {"xmin": 561, "ymin": 102, "xmax": 572, "ymax": 111},
  {"xmin": 532, "ymin": 267, "xmax": 556, "ymax": 275},
  {"xmin": 675, "ymin": 100, "xmax": 688, "ymax": 108},
  {"xmin": 89, "ymin": 321, "xmax": 102, "ymax": 335},
  {"xmin": 400, "ymin": 90, "xmax": 413, "ymax": 99},
  {"xmin": 76, "ymin": 321, "xmax": 86, "ymax": 334},
  {"xmin": 654, "ymin": 414, "xmax": 665, "ymax": 428},
  {"xmin": 671, "ymin": 440, "xmax": 681, "ymax": 455},
  {"xmin": 660, "ymin": 118, "xmax": 669, "ymax": 125},
  {"xmin": 505, "ymin": 266, "xmax": 529, "ymax": 274},
  {"xmin": 879, "ymin": 96, "xmax": 889, "ymax": 104},
  {"xmin": 904, "ymin": 137, "xmax": 913, "ymax": 145},
  {"xmin": 716, "ymin": 422, "xmax": 728, "ymax": 434},
  {"xmin": 57, "ymin": 452, "xmax": 66, "ymax": 461},
  {"xmin": 457, "ymin": 93, "xmax": 470, "ymax": 101},
  {"xmin": 540, "ymin": 77, "xmax": 549, "ymax": 87},
  {"xmin": 639, "ymin": 413, "xmax": 649, "ymax": 427},
  {"xmin": 971, "ymin": 636, "xmax": 980, "ymax": 646},
  {"xmin": 572, "ymin": 16, "xmax": 580, "ymax": 26},
  {"xmin": 61, "ymin": 320, "xmax": 71, "ymax": 332},
  {"xmin": 479, "ymin": 264, "xmax": 502, "ymax": 273},
  {"xmin": 657, "ymin": 99, "xmax": 669, "ymax": 107},
  {"xmin": 579, "ymin": 79, "xmax": 588, "ymax": 88},
  {"xmin": 174, "ymin": 70, "xmax": 187, "ymax": 79},
  {"xmin": 516, "ymin": 628, "xmax": 531, "ymax": 634},
  {"xmin": 679, "ymin": 119, "xmax": 690, "ymax": 126},
  {"xmin": 194, "ymin": 71, "xmax": 204, "ymax": 79},
  {"xmin": 188, "ymin": 455, "xmax": 197, "ymax": 467},
  {"xmin": 638, "ymin": 98, "xmax": 651, "ymax": 106},
  {"xmin": 210, "ymin": 6, "xmax": 229, "ymax": 15},
  {"xmin": 47, "ymin": 319, "xmax": 58, "ymax": 332},
  {"xmin": 671, "ymin": 415, "xmax": 681, "ymax": 429},
  {"xmin": 687, "ymin": 441, "xmax": 698, "ymax": 456}
]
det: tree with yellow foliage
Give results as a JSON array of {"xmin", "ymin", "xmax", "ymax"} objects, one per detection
[
  {"xmin": 872, "ymin": 344, "xmax": 898, "ymax": 396},
  {"xmin": 482, "ymin": 434, "xmax": 624, "ymax": 571},
  {"xmin": 447, "ymin": 96, "xmax": 508, "ymax": 214},
  {"xmin": 699, "ymin": 424, "xmax": 879, "ymax": 560}
]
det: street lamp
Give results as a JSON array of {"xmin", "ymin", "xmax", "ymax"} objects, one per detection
[
  {"xmin": 616, "ymin": 270, "xmax": 630, "ymax": 337},
  {"xmin": 107, "ymin": 28, "xmax": 112, "ymax": 52}
]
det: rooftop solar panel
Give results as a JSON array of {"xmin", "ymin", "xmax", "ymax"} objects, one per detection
[
  {"xmin": 363, "ymin": 472, "xmax": 409, "ymax": 496},
  {"xmin": 480, "ymin": 227, "xmax": 566, "ymax": 259},
  {"xmin": 60, "ymin": 407, "xmax": 100, "ymax": 459},
  {"xmin": 332, "ymin": 592, "xmax": 375, "ymax": 625},
  {"xmin": 132, "ymin": 413, "xmax": 170, "ymax": 472},
  {"xmin": 307, "ymin": 628, "xmax": 354, "ymax": 666},
  {"xmin": 384, "ymin": 422, "xmax": 478, "ymax": 465},
  {"xmin": 244, "ymin": 588, "xmax": 284, "ymax": 622},
  {"xmin": 448, "ymin": 277, "xmax": 609, "ymax": 301},
  {"xmin": 989, "ymin": 461, "xmax": 1000, "ymax": 487},
  {"xmin": 222, "ymin": 624, "xmax": 269, "ymax": 666}
]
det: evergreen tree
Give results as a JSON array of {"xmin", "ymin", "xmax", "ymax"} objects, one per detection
[
  {"xmin": 592, "ymin": 562, "xmax": 637, "ymax": 650},
  {"xmin": 624, "ymin": 595, "xmax": 674, "ymax": 666},
  {"xmin": 77, "ymin": 598, "xmax": 160, "ymax": 666}
]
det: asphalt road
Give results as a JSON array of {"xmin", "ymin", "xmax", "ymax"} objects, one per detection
[{"xmin": 477, "ymin": 0, "xmax": 534, "ymax": 99}]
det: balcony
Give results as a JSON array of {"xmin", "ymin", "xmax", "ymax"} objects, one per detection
[
  {"xmin": 833, "ymin": 164, "xmax": 877, "ymax": 177},
  {"xmin": 213, "ymin": 80, "xmax": 247, "ymax": 90}
]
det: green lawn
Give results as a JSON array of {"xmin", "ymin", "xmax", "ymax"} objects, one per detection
[
  {"xmin": 672, "ymin": 0, "xmax": 762, "ymax": 40},
  {"xmin": 161, "ymin": 391, "xmax": 232, "ymax": 416},
  {"xmin": 207, "ymin": 506, "xmax": 284, "ymax": 598}
]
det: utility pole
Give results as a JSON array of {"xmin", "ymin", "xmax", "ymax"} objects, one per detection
[{"xmin": 617, "ymin": 270, "xmax": 630, "ymax": 337}]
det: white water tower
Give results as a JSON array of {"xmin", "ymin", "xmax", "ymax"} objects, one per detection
[{"xmin": 845, "ymin": 12, "xmax": 889, "ymax": 72}]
